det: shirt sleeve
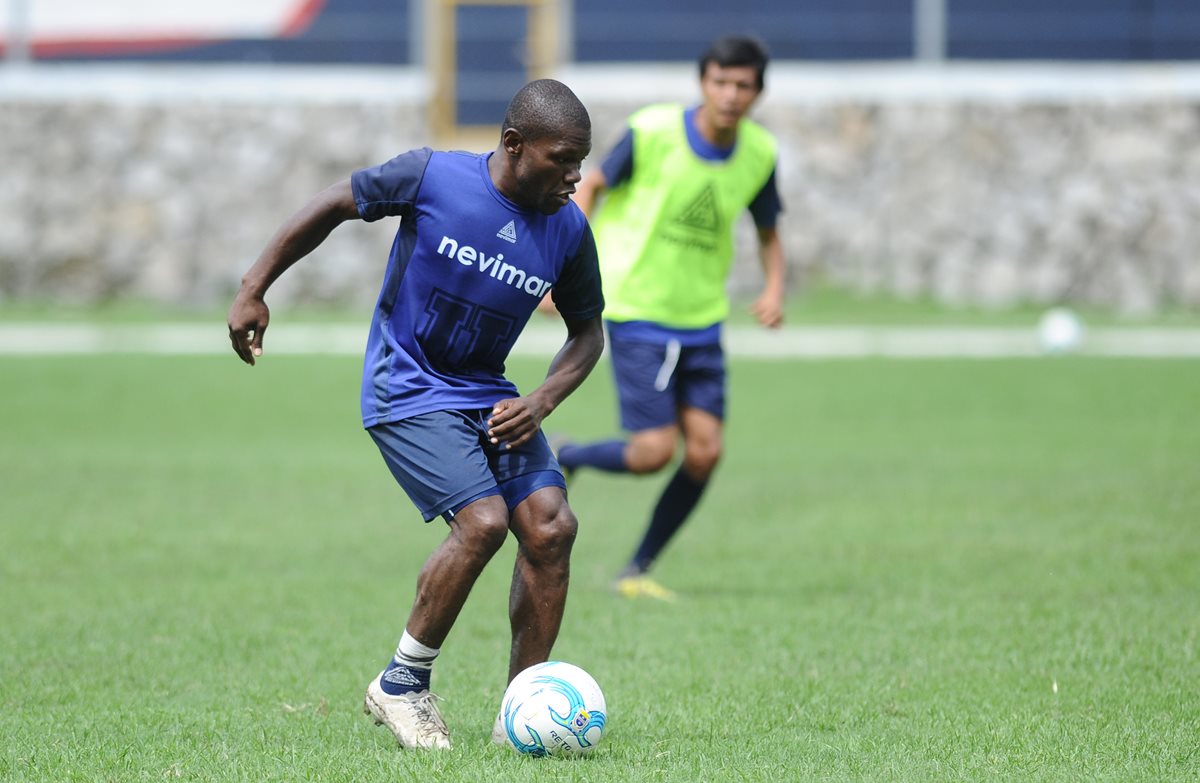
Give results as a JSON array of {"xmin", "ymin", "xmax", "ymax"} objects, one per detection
[
  {"xmin": 350, "ymin": 147, "xmax": 433, "ymax": 222},
  {"xmin": 747, "ymin": 166, "xmax": 783, "ymax": 230},
  {"xmin": 552, "ymin": 223, "xmax": 605, "ymax": 321},
  {"xmin": 598, "ymin": 128, "xmax": 635, "ymax": 188}
]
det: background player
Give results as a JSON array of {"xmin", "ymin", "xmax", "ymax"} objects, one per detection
[
  {"xmin": 555, "ymin": 36, "xmax": 785, "ymax": 600},
  {"xmin": 227, "ymin": 79, "xmax": 604, "ymax": 749}
]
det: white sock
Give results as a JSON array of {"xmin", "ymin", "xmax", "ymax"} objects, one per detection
[{"xmin": 393, "ymin": 630, "xmax": 439, "ymax": 669}]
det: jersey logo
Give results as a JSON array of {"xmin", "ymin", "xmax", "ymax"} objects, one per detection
[
  {"xmin": 435, "ymin": 234, "xmax": 553, "ymax": 299},
  {"xmin": 674, "ymin": 182, "xmax": 720, "ymax": 234},
  {"xmin": 419, "ymin": 288, "xmax": 516, "ymax": 373},
  {"xmin": 496, "ymin": 220, "xmax": 518, "ymax": 244}
]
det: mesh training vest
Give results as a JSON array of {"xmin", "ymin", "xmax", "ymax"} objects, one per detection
[{"xmin": 592, "ymin": 104, "xmax": 777, "ymax": 328}]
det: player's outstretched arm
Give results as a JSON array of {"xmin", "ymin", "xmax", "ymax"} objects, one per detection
[
  {"xmin": 228, "ymin": 180, "xmax": 360, "ymax": 365},
  {"xmin": 750, "ymin": 225, "xmax": 786, "ymax": 329},
  {"xmin": 487, "ymin": 315, "xmax": 604, "ymax": 449}
]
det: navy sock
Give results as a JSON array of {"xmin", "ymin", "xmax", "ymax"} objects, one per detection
[
  {"xmin": 630, "ymin": 467, "xmax": 708, "ymax": 572},
  {"xmin": 558, "ymin": 439, "xmax": 628, "ymax": 473},
  {"xmin": 380, "ymin": 658, "xmax": 432, "ymax": 695}
]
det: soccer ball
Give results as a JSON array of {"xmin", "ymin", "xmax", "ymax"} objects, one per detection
[
  {"xmin": 1038, "ymin": 307, "xmax": 1085, "ymax": 353},
  {"xmin": 498, "ymin": 661, "xmax": 607, "ymax": 756}
]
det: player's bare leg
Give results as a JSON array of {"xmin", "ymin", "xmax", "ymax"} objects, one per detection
[
  {"xmin": 622, "ymin": 423, "xmax": 677, "ymax": 474},
  {"xmin": 616, "ymin": 408, "xmax": 722, "ymax": 601},
  {"xmin": 679, "ymin": 406, "xmax": 722, "ymax": 482},
  {"xmin": 492, "ymin": 487, "xmax": 577, "ymax": 745},
  {"xmin": 407, "ymin": 495, "xmax": 512, "ymax": 645},
  {"xmin": 505, "ymin": 486, "xmax": 579, "ymax": 683},
  {"xmin": 366, "ymin": 494, "xmax": 511, "ymax": 750},
  {"xmin": 550, "ymin": 419, "xmax": 677, "ymax": 481}
]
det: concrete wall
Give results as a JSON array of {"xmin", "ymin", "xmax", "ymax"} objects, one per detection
[{"xmin": 2, "ymin": 63, "xmax": 1199, "ymax": 314}]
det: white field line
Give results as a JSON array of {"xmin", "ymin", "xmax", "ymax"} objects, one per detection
[{"xmin": 0, "ymin": 323, "xmax": 1198, "ymax": 358}]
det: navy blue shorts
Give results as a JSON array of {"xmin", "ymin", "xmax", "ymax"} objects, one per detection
[
  {"xmin": 608, "ymin": 330, "xmax": 726, "ymax": 432},
  {"xmin": 368, "ymin": 409, "xmax": 566, "ymax": 523}
]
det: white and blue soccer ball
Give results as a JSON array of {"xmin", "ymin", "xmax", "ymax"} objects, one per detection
[{"xmin": 499, "ymin": 661, "xmax": 607, "ymax": 756}]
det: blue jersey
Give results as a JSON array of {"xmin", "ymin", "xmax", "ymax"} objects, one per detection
[{"xmin": 351, "ymin": 148, "xmax": 604, "ymax": 428}]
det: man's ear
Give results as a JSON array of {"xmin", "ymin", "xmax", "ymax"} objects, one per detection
[{"xmin": 501, "ymin": 127, "xmax": 524, "ymax": 157}]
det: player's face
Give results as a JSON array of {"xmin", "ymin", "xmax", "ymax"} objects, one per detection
[
  {"xmin": 512, "ymin": 127, "xmax": 591, "ymax": 215},
  {"xmin": 699, "ymin": 63, "xmax": 761, "ymax": 132}
]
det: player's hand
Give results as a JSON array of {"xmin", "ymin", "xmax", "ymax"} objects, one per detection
[
  {"xmin": 487, "ymin": 396, "xmax": 548, "ymax": 449},
  {"xmin": 750, "ymin": 290, "xmax": 784, "ymax": 329},
  {"xmin": 228, "ymin": 292, "xmax": 270, "ymax": 365}
]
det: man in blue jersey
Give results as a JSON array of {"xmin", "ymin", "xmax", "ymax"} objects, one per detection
[
  {"xmin": 228, "ymin": 79, "xmax": 604, "ymax": 750},
  {"xmin": 552, "ymin": 36, "xmax": 785, "ymax": 601}
]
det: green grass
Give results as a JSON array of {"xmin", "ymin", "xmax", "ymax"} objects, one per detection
[
  {"xmin": 4, "ymin": 283, "xmax": 1198, "ymax": 327},
  {"xmin": 760, "ymin": 285, "xmax": 1200, "ymax": 327},
  {"xmin": 2, "ymin": 354, "xmax": 1198, "ymax": 781}
]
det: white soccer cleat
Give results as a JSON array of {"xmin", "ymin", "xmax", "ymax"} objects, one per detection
[
  {"xmin": 491, "ymin": 710, "xmax": 506, "ymax": 746},
  {"xmin": 363, "ymin": 674, "xmax": 451, "ymax": 750}
]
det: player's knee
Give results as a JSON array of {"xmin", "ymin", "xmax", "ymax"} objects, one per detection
[
  {"xmin": 627, "ymin": 435, "xmax": 675, "ymax": 473},
  {"xmin": 460, "ymin": 506, "xmax": 511, "ymax": 558},
  {"xmin": 685, "ymin": 439, "xmax": 722, "ymax": 476},
  {"xmin": 521, "ymin": 503, "xmax": 578, "ymax": 565}
]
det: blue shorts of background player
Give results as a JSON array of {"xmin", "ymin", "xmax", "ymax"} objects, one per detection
[
  {"xmin": 554, "ymin": 323, "xmax": 728, "ymax": 601},
  {"xmin": 369, "ymin": 409, "xmax": 568, "ymax": 523},
  {"xmin": 608, "ymin": 329, "xmax": 726, "ymax": 431}
]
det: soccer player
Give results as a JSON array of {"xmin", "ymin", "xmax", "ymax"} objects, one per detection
[
  {"xmin": 227, "ymin": 79, "xmax": 604, "ymax": 750},
  {"xmin": 555, "ymin": 36, "xmax": 785, "ymax": 601}
]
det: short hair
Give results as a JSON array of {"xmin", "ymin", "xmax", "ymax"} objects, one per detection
[
  {"xmin": 698, "ymin": 35, "xmax": 769, "ymax": 91},
  {"xmin": 501, "ymin": 79, "xmax": 591, "ymax": 143}
]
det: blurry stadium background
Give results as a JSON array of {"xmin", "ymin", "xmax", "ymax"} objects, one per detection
[{"xmin": 2, "ymin": 0, "xmax": 1199, "ymax": 324}]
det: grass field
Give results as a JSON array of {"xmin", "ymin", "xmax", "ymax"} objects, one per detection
[
  {"xmin": 2, "ymin": 353, "xmax": 1198, "ymax": 781},
  {"xmin": 4, "ymin": 283, "xmax": 1199, "ymax": 328}
]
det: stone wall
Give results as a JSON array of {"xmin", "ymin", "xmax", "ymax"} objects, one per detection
[
  {"xmin": 754, "ymin": 100, "xmax": 1200, "ymax": 314},
  {"xmin": 2, "ymin": 64, "xmax": 1199, "ymax": 314}
]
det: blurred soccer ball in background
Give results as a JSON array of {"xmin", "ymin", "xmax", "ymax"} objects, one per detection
[
  {"xmin": 499, "ymin": 661, "xmax": 607, "ymax": 756},
  {"xmin": 1038, "ymin": 307, "xmax": 1085, "ymax": 354}
]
